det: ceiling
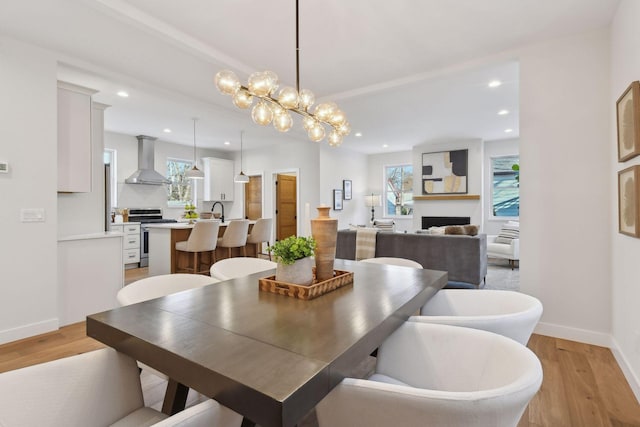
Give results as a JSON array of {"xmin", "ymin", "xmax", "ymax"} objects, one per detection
[{"xmin": 0, "ymin": 0, "xmax": 619, "ymax": 154}]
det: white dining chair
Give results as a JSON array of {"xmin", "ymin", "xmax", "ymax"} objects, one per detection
[
  {"xmin": 411, "ymin": 289, "xmax": 543, "ymax": 345},
  {"xmin": 316, "ymin": 322, "xmax": 542, "ymax": 427},
  {"xmin": 360, "ymin": 257, "xmax": 423, "ymax": 269},
  {"xmin": 175, "ymin": 220, "xmax": 220, "ymax": 274},
  {"xmin": 0, "ymin": 348, "xmax": 242, "ymax": 427},
  {"xmin": 217, "ymin": 220, "xmax": 250, "ymax": 258},
  {"xmin": 245, "ymin": 218, "xmax": 273, "ymax": 260},
  {"xmin": 210, "ymin": 257, "xmax": 277, "ymax": 281},
  {"xmin": 117, "ymin": 274, "xmax": 218, "ymax": 306}
]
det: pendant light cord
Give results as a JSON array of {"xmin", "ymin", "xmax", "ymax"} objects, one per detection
[
  {"xmin": 240, "ymin": 130, "xmax": 244, "ymax": 171},
  {"xmin": 295, "ymin": 0, "xmax": 300, "ymax": 93},
  {"xmin": 192, "ymin": 118, "xmax": 197, "ymax": 162}
]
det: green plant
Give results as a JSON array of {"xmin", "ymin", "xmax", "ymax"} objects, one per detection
[
  {"xmin": 512, "ymin": 163, "xmax": 520, "ymax": 183},
  {"xmin": 268, "ymin": 235, "xmax": 316, "ymax": 265}
]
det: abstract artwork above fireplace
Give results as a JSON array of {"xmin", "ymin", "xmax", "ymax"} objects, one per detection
[{"xmin": 422, "ymin": 149, "xmax": 468, "ymax": 195}]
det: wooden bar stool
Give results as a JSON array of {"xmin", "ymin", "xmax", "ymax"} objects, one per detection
[
  {"xmin": 175, "ymin": 221, "xmax": 219, "ymax": 274},
  {"xmin": 217, "ymin": 220, "xmax": 249, "ymax": 259},
  {"xmin": 245, "ymin": 218, "xmax": 273, "ymax": 260}
]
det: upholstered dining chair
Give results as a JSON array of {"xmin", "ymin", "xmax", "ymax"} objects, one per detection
[
  {"xmin": 175, "ymin": 220, "xmax": 220, "ymax": 274},
  {"xmin": 217, "ymin": 220, "xmax": 250, "ymax": 258},
  {"xmin": 117, "ymin": 273, "xmax": 218, "ymax": 306},
  {"xmin": 0, "ymin": 348, "xmax": 242, "ymax": 427},
  {"xmin": 210, "ymin": 257, "xmax": 276, "ymax": 281},
  {"xmin": 360, "ymin": 257, "xmax": 423, "ymax": 269},
  {"xmin": 316, "ymin": 322, "xmax": 542, "ymax": 427},
  {"xmin": 245, "ymin": 218, "xmax": 273, "ymax": 260},
  {"xmin": 411, "ymin": 289, "xmax": 543, "ymax": 345}
]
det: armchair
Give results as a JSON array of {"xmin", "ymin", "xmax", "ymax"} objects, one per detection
[{"xmin": 487, "ymin": 234, "xmax": 519, "ymax": 269}]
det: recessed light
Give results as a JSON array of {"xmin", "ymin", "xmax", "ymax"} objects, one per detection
[
  {"xmin": 504, "ymin": 128, "xmax": 513, "ymax": 133},
  {"xmin": 163, "ymin": 128, "xmax": 172, "ymax": 133},
  {"xmin": 355, "ymin": 132, "xmax": 362, "ymax": 137},
  {"xmin": 497, "ymin": 109, "xmax": 509, "ymax": 115},
  {"xmin": 117, "ymin": 91, "xmax": 129, "ymax": 98},
  {"xmin": 382, "ymin": 144, "xmax": 389, "ymax": 148},
  {"xmin": 224, "ymin": 141, "xmax": 231, "ymax": 145},
  {"xmin": 488, "ymin": 80, "xmax": 502, "ymax": 88}
]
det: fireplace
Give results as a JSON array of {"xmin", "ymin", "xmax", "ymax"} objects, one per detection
[{"xmin": 422, "ymin": 216, "xmax": 470, "ymax": 229}]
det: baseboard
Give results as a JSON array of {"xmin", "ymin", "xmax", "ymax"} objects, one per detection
[
  {"xmin": 610, "ymin": 337, "xmax": 640, "ymax": 404},
  {"xmin": 534, "ymin": 321, "xmax": 612, "ymax": 347},
  {"xmin": 0, "ymin": 318, "xmax": 59, "ymax": 345}
]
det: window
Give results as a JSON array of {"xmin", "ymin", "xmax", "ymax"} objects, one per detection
[
  {"xmin": 167, "ymin": 158, "xmax": 194, "ymax": 207},
  {"xmin": 385, "ymin": 164, "xmax": 413, "ymax": 216},
  {"xmin": 491, "ymin": 155, "xmax": 519, "ymax": 217}
]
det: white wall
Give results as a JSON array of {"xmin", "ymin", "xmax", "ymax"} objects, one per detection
[
  {"xmin": 367, "ymin": 150, "xmax": 414, "ymax": 232},
  {"xmin": 319, "ymin": 145, "xmax": 369, "ymax": 229},
  {"xmin": 610, "ymin": 0, "xmax": 640, "ymax": 399},
  {"xmin": 0, "ymin": 37, "xmax": 59, "ymax": 343},
  {"xmin": 519, "ymin": 29, "xmax": 611, "ymax": 342},
  {"xmin": 412, "ymin": 139, "xmax": 484, "ymax": 231},
  {"xmin": 483, "ymin": 138, "xmax": 520, "ymax": 235}
]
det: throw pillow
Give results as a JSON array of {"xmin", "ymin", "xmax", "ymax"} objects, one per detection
[
  {"xmin": 495, "ymin": 223, "xmax": 519, "ymax": 244},
  {"xmin": 463, "ymin": 225, "xmax": 479, "ymax": 236},
  {"xmin": 445, "ymin": 225, "xmax": 464, "ymax": 235},
  {"xmin": 444, "ymin": 225, "xmax": 480, "ymax": 236}
]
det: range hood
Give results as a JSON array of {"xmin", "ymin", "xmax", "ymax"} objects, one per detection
[{"xmin": 125, "ymin": 135, "xmax": 171, "ymax": 185}]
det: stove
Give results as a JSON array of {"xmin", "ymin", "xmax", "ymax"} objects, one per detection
[{"xmin": 125, "ymin": 208, "xmax": 177, "ymax": 267}]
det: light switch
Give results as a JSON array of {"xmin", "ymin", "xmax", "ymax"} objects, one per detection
[
  {"xmin": 20, "ymin": 208, "xmax": 45, "ymax": 223},
  {"xmin": 0, "ymin": 161, "xmax": 8, "ymax": 173}
]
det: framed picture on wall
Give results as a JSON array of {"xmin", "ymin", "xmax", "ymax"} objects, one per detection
[
  {"xmin": 333, "ymin": 189, "xmax": 343, "ymax": 210},
  {"xmin": 618, "ymin": 165, "xmax": 640, "ymax": 237},
  {"xmin": 617, "ymin": 81, "xmax": 640, "ymax": 162},
  {"xmin": 343, "ymin": 180, "xmax": 352, "ymax": 200},
  {"xmin": 422, "ymin": 149, "xmax": 468, "ymax": 194}
]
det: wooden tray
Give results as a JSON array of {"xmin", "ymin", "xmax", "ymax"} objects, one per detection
[{"xmin": 259, "ymin": 269, "xmax": 354, "ymax": 300}]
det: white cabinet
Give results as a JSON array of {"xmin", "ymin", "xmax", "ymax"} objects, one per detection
[
  {"xmin": 57, "ymin": 81, "xmax": 98, "ymax": 193},
  {"xmin": 111, "ymin": 223, "xmax": 140, "ymax": 265},
  {"xmin": 203, "ymin": 157, "xmax": 235, "ymax": 201}
]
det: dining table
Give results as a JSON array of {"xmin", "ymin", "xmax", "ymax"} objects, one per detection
[{"xmin": 86, "ymin": 258, "xmax": 447, "ymax": 427}]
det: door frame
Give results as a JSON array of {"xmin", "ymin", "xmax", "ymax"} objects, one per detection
[{"xmin": 271, "ymin": 168, "xmax": 300, "ymax": 238}]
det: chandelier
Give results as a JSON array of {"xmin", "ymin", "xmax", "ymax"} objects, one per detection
[{"xmin": 213, "ymin": 0, "xmax": 350, "ymax": 146}]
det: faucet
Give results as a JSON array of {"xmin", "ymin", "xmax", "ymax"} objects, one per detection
[{"xmin": 211, "ymin": 201, "xmax": 224, "ymax": 223}]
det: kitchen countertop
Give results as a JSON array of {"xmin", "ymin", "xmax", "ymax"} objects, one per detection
[
  {"xmin": 145, "ymin": 220, "xmax": 255, "ymax": 229},
  {"xmin": 58, "ymin": 231, "xmax": 124, "ymax": 242}
]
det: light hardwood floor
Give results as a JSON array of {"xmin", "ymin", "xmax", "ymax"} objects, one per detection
[{"xmin": 1, "ymin": 269, "xmax": 639, "ymax": 426}]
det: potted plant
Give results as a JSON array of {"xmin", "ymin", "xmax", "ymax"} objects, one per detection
[{"xmin": 268, "ymin": 235, "xmax": 316, "ymax": 285}]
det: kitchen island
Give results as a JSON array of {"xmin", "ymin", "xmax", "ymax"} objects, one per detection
[{"xmin": 147, "ymin": 220, "xmax": 256, "ymax": 276}]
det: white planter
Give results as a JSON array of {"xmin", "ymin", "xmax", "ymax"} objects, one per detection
[{"xmin": 276, "ymin": 257, "xmax": 314, "ymax": 286}]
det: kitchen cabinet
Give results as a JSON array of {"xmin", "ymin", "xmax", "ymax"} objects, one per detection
[
  {"xmin": 203, "ymin": 157, "xmax": 234, "ymax": 201},
  {"xmin": 57, "ymin": 81, "xmax": 98, "ymax": 193},
  {"xmin": 111, "ymin": 223, "xmax": 140, "ymax": 266}
]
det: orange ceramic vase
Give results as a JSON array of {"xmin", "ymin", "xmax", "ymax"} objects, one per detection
[{"xmin": 311, "ymin": 206, "xmax": 338, "ymax": 281}]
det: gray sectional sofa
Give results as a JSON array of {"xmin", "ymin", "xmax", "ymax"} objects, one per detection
[{"xmin": 336, "ymin": 230, "xmax": 487, "ymax": 287}]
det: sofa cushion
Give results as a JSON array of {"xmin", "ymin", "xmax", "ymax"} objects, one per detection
[{"xmin": 495, "ymin": 223, "xmax": 519, "ymax": 244}]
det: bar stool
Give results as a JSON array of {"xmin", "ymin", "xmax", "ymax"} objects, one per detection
[
  {"xmin": 245, "ymin": 218, "xmax": 273, "ymax": 260},
  {"xmin": 175, "ymin": 221, "xmax": 220, "ymax": 274},
  {"xmin": 217, "ymin": 220, "xmax": 249, "ymax": 259}
]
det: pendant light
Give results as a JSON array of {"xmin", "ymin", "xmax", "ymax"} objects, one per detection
[
  {"xmin": 234, "ymin": 130, "xmax": 250, "ymax": 183},
  {"xmin": 185, "ymin": 118, "xmax": 204, "ymax": 179}
]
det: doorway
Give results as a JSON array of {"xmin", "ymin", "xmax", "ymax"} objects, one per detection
[
  {"xmin": 275, "ymin": 173, "xmax": 297, "ymax": 241},
  {"xmin": 244, "ymin": 175, "xmax": 263, "ymax": 220}
]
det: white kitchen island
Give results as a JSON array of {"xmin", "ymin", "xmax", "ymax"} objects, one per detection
[{"xmin": 147, "ymin": 220, "xmax": 256, "ymax": 276}]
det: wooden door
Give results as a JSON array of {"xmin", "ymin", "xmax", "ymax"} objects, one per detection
[
  {"xmin": 276, "ymin": 174, "xmax": 297, "ymax": 241},
  {"xmin": 245, "ymin": 175, "xmax": 262, "ymax": 220}
]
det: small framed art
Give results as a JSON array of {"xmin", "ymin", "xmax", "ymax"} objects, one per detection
[
  {"xmin": 617, "ymin": 81, "xmax": 640, "ymax": 162},
  {"xmin": 333, "ymin": 189, "xmax": 343, "ymax": 210},
  {"xmin": 618, "ymin": 165, "xmax": 640, "ymax": 237},
  {"xmin": 343, "ymin": 180, "xmax": 352, "ymax": 200}
]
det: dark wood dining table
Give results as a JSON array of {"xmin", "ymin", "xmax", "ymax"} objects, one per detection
[{"xmin": 87, "ymin": 259, "xmax": 447, "ymax": 427}]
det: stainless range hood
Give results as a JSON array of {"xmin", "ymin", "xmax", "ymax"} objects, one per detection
[{"xmin": 125, "ymin": 135, "xmax": 171, "ymax": 185}]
